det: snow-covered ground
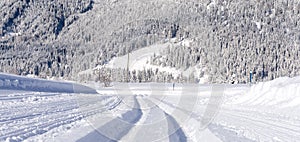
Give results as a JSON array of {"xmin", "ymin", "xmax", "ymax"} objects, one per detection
[{"xmin": 1, "ymin": 73, "xmax": 300, "ymax": 142}]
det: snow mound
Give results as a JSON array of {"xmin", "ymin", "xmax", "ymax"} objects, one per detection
[
  {"xmin": 0, "ymin": 73, "xmax": 97, "ymax": 94},
  {"xmin": 231, "ymin": 76, "xmax": 300, "ymax": 108}
]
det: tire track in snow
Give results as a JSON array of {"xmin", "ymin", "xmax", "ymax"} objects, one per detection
[
  {"xmin": 153, "ymin": 95, "xmax": 300, "ymax": 141},
  {"xmin": 151, "ymin": 97, "xmax": 255, "ymax": 142},
  {"xmin": 120, "ymin": 97, "xmax": 168, "ymax": 142},
  {"xmin": 164, "ymin": 112, "xmax": 187, "ymax": 142},
  {"xmin": 120, "ymin": 96, "xmax": 187, "ymax": 142},
  {"xmin": 144, "ymin": 98, "xmax": 187, "ymax": 142},
  {"xmin": 77, "ymin": 96, "xmax": 142, "ymax": 142}
]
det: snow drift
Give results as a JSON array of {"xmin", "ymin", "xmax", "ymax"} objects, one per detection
[
  {"xmin": 230, "ymin": 76, "xmax": 300, "ymax": 109},
  {"xmin": 0, "ymin": 73, "xmax": 97, "ymax": 94}
]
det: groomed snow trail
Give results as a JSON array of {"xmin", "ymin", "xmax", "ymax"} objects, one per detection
[
  {"xmin": 0, "ymin": 90, "xmax": 121, "ymax": 142},
  {"xmin": 120, "ymin": 95, "xmax": 187, "ymax": 142},
  {"xmin": 77, "ymin": 96, "xmax": 142, "ymax": 142}
]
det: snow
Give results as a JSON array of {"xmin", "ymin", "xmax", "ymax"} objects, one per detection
[
  {"xmin": 1, "ymin": 73, "xmax": 300, "ymax": 141},
  {"xmin": 253, "ymin": 21, "xmax": 262, "ymax": 30},
  {"xmin": 78, "ymin": 39, "xmax": 206, "ymax": 82},
  {"xmin": 0, "ymin": 73, "xmax": 96, "ymax": 94},
  {"xmin": 105, "ymin": 42, "xmax": 181, "ymax": 76},
  {"xmin": 213, "ymin": 76, "xmax": 300, "ymax": 141},
  {"xmin": 105, "ymin": 42, "xmax": 168, "ymax": 70},
  {"xmin": 92, "ymin": 39, "xmax": 202, "ymax": 80},
  {"xmin": 229, "ymin": 76, "xmax": 300, "ymax": 108},
  {"xmin": 207, "ymin": 0, "xmax": 216, "ymax": 10}
]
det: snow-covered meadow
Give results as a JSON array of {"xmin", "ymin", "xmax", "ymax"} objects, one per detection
[{"xmin": 1, "ymin": 73, "xmax": 300, "ymax": 142}]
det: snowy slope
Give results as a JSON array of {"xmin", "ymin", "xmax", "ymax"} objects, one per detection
[
  {"xmin": 78, "ymin": 39, "xmax": 207, "ymax": 82},
  {"xmin": 230, "ymin": 76, "xmax": 300, "ymax": 108},
  {"xmin": 105, "ymin": 41, "xmax": 182, "ymax": 77},
  {"xmin": 213, "ymin": 77, "xmax": 300, "ymax": 141},
  {"xmin": 102, "ymin": 39, "xmax": 204, "ymax": 80}
]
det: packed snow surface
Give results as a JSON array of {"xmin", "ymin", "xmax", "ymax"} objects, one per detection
[{"xmin": 1, "ymin": 73, "xmax": 300, "ymax": 142}]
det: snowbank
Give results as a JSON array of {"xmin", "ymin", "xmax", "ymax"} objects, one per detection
[
  {"xmin": 230, "ymin": 76, "xmax": 300, "ymax": 108},
  {"xmin": 0, "ymin": 73, "xmax": 97, "ymax": 94}
]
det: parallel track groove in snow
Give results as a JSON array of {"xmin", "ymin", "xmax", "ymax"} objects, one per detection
[
  {"xmin": 0, "ymin": 94, "xmax": 122, "ymax": 141},
  {"xmin": 77, "ymin": 96, "xmax": 142, "ymax": 142}
]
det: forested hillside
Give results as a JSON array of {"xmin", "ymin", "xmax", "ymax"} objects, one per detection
[{"xmin": 0, "ymin": 0, "xmax": 299, "ymax": 83}]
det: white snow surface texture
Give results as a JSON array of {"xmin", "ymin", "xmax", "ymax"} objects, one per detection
[{"xmin": 0, "ymin": 73, "xmax": 300, "ymax": 142}]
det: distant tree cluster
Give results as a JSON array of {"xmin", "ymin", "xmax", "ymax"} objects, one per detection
[
  {"xmin": 149, "ymin": 0, "xmax": 300, "ymax": 83},
  {"xmin": 189, "ymin": 0, "xmax": 300, "ymax": 83},
  {"xmin": 0, "ymin": 0, "xmax": 93, "ymax": 41},
  {"xmin": 150, "ymin": 42, "xmax": 201, "ymax": 70},
  {"xmin": 0, "ymin": 43, "xmax": 73, "ymax": 79},
  {"xmin": 77, "ymin": 67, "xmax": 189, "ymax": 84},
  {"xmin": 0, "ymin": 0, "xmax": 94, "ymax": 79}
]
